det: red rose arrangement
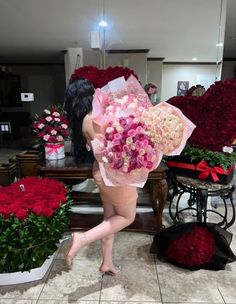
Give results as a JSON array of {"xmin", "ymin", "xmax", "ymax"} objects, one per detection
[
  {"xmin": 0, "ymin": 176, "xmax": 67, "ymax": 220},
  {"xmin": 0, "ymin": 176, "xmax": 71, "ymax": 273},
  {"xmin": 166, "ymin": 225, "xmax": 216, "ymax": 267},
  {"xmin": 70, "ymin": 65, "xmax": 139, "ymax": 88},
  {"xmin": 168, "ymin": 79, "xmax": 236, "ymax": 152},
  {"xmin": 33, "ymin": 104, "xmax": 70, "ymax": 144},
  {"xmin": 167, "ymin": 79, "xmax": 236, "ymax": 173}
]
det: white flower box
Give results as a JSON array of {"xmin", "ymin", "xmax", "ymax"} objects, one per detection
[
  {"xmin": 0, "ymin": 254, "xmax": 55, "ymax": 285},
  {"xmin": 45, "ymin": 143, "xmax": 65, "ymax": 160}
]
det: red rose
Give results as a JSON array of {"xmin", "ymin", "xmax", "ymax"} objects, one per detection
[
  {"xmin": 41, "ymin": 207, "xmax": 54, "ymax": 217},
  {"xmin": 15, "ymin": 209, "xmax": 28, "ymax": 221}
]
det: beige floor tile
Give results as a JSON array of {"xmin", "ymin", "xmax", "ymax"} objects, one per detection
[
  {"xmin": 218, "ymin": 286, "xmax": 236, "ymax": 304},
  {"xmin": 100, "ymin": 260, "xmax": 161, "ymax": 302},
  {"xmin": 217, "ymin": 261, "xmax": 236, "ymax": 303},
  {"xmin": 112, "ymin": 232, "xmax": 153, "ymax": 262},
  {"xmin": 57, "ymin": 237, "xmax": 101, "ymax": 261},
  {"xmin": 156, "ymin": 262, "xmax": 225, "ymax": 303},
  {"xmin": 38, "ymin": 259, "xmax": 102, "ymax": 301},
  {"xmin": 37, "ymin": 301, "xmax": 99, "ymax": 304},
  {"xmin": 0, "ymin": 280, "xmax": 45, "ymax": 300},
  {"xmin": 0, "ymin": 300, "xmax": 37, "ymax": 304},
  {"xmin": 100, "ymin": 302, "xmax": 161, "ymax": 304}
]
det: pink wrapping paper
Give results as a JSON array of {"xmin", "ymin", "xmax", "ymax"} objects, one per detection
[{"xmin": 90, "ymin": 76, "xmax": 196, "ymax": 187}]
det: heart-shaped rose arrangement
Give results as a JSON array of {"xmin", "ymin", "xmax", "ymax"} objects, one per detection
[
  {"xmin": 168, "ymin": 78, "xmax": 236, "ymax": 152},
  {"xmin": 70, "ymin": 65, "xmax": 139, "ymax": 88}
]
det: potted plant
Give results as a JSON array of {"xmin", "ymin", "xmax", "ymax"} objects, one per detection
[
  {"xmin": 33, "ymin": 104, "xmax": 70, "ymax": 159},
  {"xmin": 0, "ymin": 176, "xmax": 71, "ymax": 284}
]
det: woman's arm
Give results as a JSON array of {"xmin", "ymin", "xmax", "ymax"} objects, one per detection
[{"xmin": 82, "ymin": 113, "xmax": 96, "ymax": 146}]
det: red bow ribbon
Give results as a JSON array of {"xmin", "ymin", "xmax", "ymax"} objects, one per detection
[
  {"xmin": 196, "ymin": 160, "xmax": 228, "ymax": 182},
  {"xmin": 45, "ymin": 143, "xmax": 63, "ymax": 155}
]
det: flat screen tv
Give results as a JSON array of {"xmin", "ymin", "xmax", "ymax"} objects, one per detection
[{"xmin": 0, "ymin": 73, "xmax": 22, "ymax": 107}]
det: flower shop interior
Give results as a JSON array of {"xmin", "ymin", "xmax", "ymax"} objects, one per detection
[{"xmin": 1, "ymin": 0, "xmax": 236, "ymax": 303}]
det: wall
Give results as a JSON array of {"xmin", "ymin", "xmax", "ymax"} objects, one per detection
[
  {"xmin": 221, "ymin": 60, "xmax": 236, "ymax": 79},
  {"xmin": 105, "ymin": 53, "xmax": 147, "ymax": 85},
  {"xmin": 147, "ymin": 59, "xmax": 163, "ymax": 102},
  {"xmin": 0, "ymin": 65, "xmax": 65, "ymax": 116},
  {"xmin": 161, "ymin": 63, "xmax": 217, "ymax": 101}
]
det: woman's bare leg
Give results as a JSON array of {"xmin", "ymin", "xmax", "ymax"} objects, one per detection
[
  {"xmin": 99, "ymin": 200, "xmax": 117, "ymax": 274},
  {"xmin": 65, "ymin": 200, "xmax": 137, "ymax": 266}
]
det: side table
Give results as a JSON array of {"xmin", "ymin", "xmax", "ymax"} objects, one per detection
[
  {"xmin": 169, "ymin": 175, "xmax": 235, "ymax": 229},
  {"xmin": 38, "ymin": 156, "xmax": 168, "ymax": 233}
]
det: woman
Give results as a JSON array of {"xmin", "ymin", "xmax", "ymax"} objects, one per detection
[{"xmin": 64, "ymin": 78, "xmax": 138, "ymax": 275}]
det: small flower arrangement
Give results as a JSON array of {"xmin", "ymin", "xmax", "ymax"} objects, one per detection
[
  {"xmin": 144, "ymin": 82, "xmax": 158, "ymax": 95},
  {"xmin": 33, "ymin": 104, "xmax": 70, "ymax": 144},
  {"xmin": 0, "ymin": 176, "xmax": 71, "ymax": 273}
]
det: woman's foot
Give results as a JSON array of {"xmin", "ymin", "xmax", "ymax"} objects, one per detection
[
  {"xmin": 65, "ymin": 232, "xmax": 87, "ymax": 267},
  {"xmin": 99, "ymin": 263, "xmax": 120, "ymax": 276}
]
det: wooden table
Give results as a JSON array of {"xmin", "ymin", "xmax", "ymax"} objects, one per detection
[{"xmin": 38, "ymin": 156, "xmax": 168, "ymax": 233}]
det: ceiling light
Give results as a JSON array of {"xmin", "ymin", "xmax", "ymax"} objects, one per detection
[
  {"xmin": 216, "ymin": 43, "xmax": 223, "ymax": 47},
  {"xmin": 99, "ymin": 20, "xmax": 107, "ymax": 27},
  {"xmin": 192, "ymin": 57, "xmax": 198, "ymax": 61}
]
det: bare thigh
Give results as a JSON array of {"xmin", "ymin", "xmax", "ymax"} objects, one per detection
[
  {"xmin": 102, "ymin": 200, "xmax": 115, "ymax": 220},
  {"xmin": 113, "ymin": 200, "xmax": 137, "ymax": 223}
]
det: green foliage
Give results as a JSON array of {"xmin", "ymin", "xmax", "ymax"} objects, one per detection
[
  {"xmin": 178, "ymin": 144, "xmax": 236, "ymax": 169},
  {"xmin": 0, "ymin": 198, "xmax": 72, "ymax": 273}
]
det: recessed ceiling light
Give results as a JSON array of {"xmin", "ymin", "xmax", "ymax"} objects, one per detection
[
  {"xmin": 99, "ymin": 20, "xmax": 107, "ymax": 27},
  {"xmin": 192, "ymin": 57, "xmax": 198, "ymax": 61},
  {"xmin": 216, "ymin": 43, "xmax": 223, "ymax": 47}
]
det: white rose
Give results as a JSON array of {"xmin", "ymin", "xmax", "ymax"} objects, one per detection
[
  {"xmin": 222, "ymin": 146, "xmax": 233, "ymax": 154},
  {"xmin": 61, "ymin": 124, "xmax": 68, "ymax": 129},
  {"xmin": 38, "ymin": 123, "xmax": 45, "ymax": 129},
  {"xmin": 102, "ymin": 156, "xmax": 108, "ymax": 163},
  {"xmin": 44, "ymin": 109, "xmax": 51, "ymax": 115},
  {"xmin": 106, "ymin": 127, "xmax": 114, "ymax": 133},
  {"xmin": 45, "ymin": 116, "xmax": 52, "ymax": 122},
  {"xmin": 52, "ymin": 111, "xmax": 60, "ymax": 117},
  {"xmin": 43, "ymin": 134, "xmax": 50, "ymax": 141},
  {"xmin": 56, "ymin": 135, "xmax": 63, "ymax": 142}
]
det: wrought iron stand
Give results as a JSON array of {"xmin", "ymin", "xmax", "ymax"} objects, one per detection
[{"xmin": 169, "ymin": 176, "xmax": 235, "ymax": 229}]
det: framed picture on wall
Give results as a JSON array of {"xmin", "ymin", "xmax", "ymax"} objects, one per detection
[{"xmin": 177, "ymin": 81, "xmax": 189, "ymax": 96}]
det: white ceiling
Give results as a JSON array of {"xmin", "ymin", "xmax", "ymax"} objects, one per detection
[{"xmin": 0, "ymin": 0, "xmax": 232, "ymax": 63}]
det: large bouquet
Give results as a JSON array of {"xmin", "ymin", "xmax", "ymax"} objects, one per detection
[
  {"xmin": 0, "ymin": 176, "xmax": 71, "ymax": 273},
  {"xmin": 91, "ymin": 75, "xmax": 195, "ymax": 187},
  {"xmin": 33, "ymin": 104, "xmax": 70, "ymax": 144}
]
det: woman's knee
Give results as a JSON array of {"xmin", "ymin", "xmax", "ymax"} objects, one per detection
[
  {"xmin": 102, "ymin": 234, "xmax": 114, "ymax": 243},
  {"xmin": 114, "ymin": 200, "xmax": 137, "ymax": 225},
  {"xmin": 126, "ymin": 212, "xmax": 136, "ymax": 225}
]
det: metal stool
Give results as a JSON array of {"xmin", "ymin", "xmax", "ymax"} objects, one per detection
[{"xmin": 169, "ymin": 175, "xmax": 235, "ymax": 229}]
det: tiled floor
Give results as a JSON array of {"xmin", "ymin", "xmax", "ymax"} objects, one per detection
[{"xmin": 0, "ymin": 148, "xmax": 236, "ymax": 304}]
